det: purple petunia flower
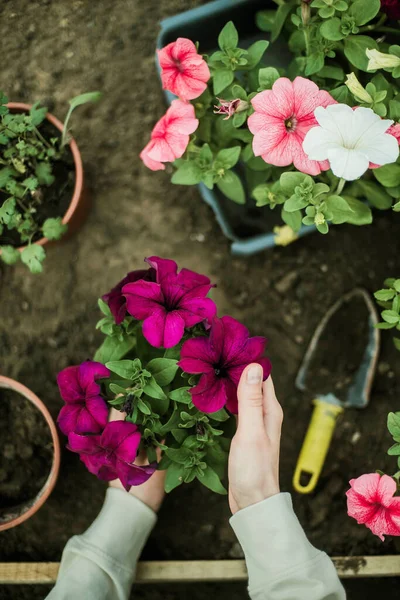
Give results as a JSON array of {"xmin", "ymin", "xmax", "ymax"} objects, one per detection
[
  {"xmin": 68, "ymin": 421, "xmax": 156, "ymax": 490},
  {"xmin": 178, "ymin": 316, "xmax": 271, "ymax": 414},
  {"xmin": 102, "ymin": 268, "xmax": 156, "ymax": 325},
  {"xmin": 57, "ymin": 361, "xmax": 110, "ymax": 436},
  {"xmin": 122, "ymin": 256, "xmax": 217, "ymax": 349}
]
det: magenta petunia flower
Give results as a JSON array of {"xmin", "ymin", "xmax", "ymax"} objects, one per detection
[
  {"xmin": 102, "ymin": 268, "xmax": 156, "ymax": 325},
  {"xmin": 347, "ymin": 473, "xmax": 400, "ymax": 541},
  {"xmin": 158, "ymin": 38, "xmax": 210, "ymax": 101},
  {"xmin": 68, "ymin": 421, "xmax": 156, "ymax": 490},
  {"xmin": 123, "ymin": 256, "xmax": 217, "ymax": 349},
  {"xmin": 178, "ymin": 316, "xmax": 271, "ymax": 414},
  {"xmin": 57, "ymin": 361, "xmax": 110, "ymax": 436},
  {"xmin": 380, "ymin": 0, "xmax": 400, "ymax": 19},
  {"xmin": 248, "ymin": 77, "xmax": 336, "ymax": 176},
  {"xmin": 140, "ymin": 100, "xmax": 199, "ymax": 171}
]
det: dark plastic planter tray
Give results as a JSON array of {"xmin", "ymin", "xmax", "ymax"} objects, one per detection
[{"xmin": 157, "ymin": 0, "xmax": 315, "ymax": 255}]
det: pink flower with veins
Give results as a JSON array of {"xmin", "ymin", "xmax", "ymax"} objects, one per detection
[
  {"xmin": 347, "ymin": 473, "xmax": 400, "ymax": 541},
  {"xmin": 158, "ymin": 38, "xmax": 210, "ymax": 101},
  {"xmin": 57, "ymin": 361, "xmax": 110, "ymax": 436},
  {"xmin": 68, "ymin": 421, "xmax": 156, "ymax": 491},
  {"xmin": 248, "ymin": 77, "xmax": 336, "ymax": 176},
  {"xmin": 140, "ymin": 100, "xmax": 199, "ymax": 171},
  {"xmin": 178, "ymin": 316, "xmax": 271, "ymax": 414},
  {"xmin": 122, "ymin": 256, "xmax": 217, "ymax": 349}
]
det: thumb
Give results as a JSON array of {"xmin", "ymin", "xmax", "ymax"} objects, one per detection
[{"xmin": 236, "ymin": 363, "xmax": 265, "ymax": 437}]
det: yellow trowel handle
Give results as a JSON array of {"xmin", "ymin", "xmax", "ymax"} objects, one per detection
[{"xmin": 293, "ymin": 399, "xmax": 343, "ymax": 494}]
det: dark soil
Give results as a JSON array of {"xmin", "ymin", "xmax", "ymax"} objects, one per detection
[
  {"xmin": 304, "ymin": 295, "xmax": 370, "ymax": 402},
  {"xmin": 0, "ymin": 389, "xmax": 53, "ymax": 513},
  {"xmin": 0, "ymin": 120, "xmax": 75, "ymax": 247},
  {"xmin": 0, "ymin": 0, "xmax": 399, "ymax": 599}
]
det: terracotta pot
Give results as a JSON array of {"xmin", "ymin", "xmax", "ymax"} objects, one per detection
[
  {"xmin": 2, "ymin": 102, "xmax": 89, "ymax": 253},
  {"xmin": 0, "ymin": 376, "xmax": 61, "ymax": 532}
]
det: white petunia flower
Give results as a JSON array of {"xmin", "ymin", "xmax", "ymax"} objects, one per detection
[
  {"xmin": 302, "ymin": 104, "xmax": 399, "ymax": 181},
  {"xmin": 366, "ymin": 48, "xmax": 400, "ymax": 71}
]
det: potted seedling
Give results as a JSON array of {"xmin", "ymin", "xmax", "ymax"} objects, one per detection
[
  {"xmin": 0, "ymin": 91, "xmax": 101, "ymax": 273},
  {"xmin": 142, "ymin": 0, "xmax": 400, "ymax": 255}
]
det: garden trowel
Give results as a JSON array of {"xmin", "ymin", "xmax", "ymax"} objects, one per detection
[{"xmin": 293, "ymin": 288, "xmax": 380, "ymax": 494}]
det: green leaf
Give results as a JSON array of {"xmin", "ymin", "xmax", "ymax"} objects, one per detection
[
  {"xmin": 143, "ymin": 376, "xmax": 167, "ymax": 401},
  {"xmin": 376, "ymin": 321, "xmax": 397, "ymax": 329},
  {"xmin": 344, "ymin": 36, "xmax": 378, "ymax": 71},
  {"xmin": 325, "ymin": 195, "xmax": 354, "ymax": 223},
  {"xmin": 159, "ymin": 407, "xmax": 181, "ymax": 435},
  {"xmin": 256, "ymin": 9, "xmax": 275, "ymax": 32},
  {"xmin": 244, "ymin": 40, "xmax": 269, "ymax": 69},
  {"xmin": 30, "ymin": 101, "xmax": 47, "ymax": 127},
  {"xmin": 218, "ymin": 21, "xmax": 238, "ymax": 51},
  {"xmin": 0, "ymin": 167, "xmax": 15, "ymax": 188},
  {"xmin": 171, "ymin": 161, "xmax": 202, "ymax": 185},
  {"xmin": 330, "ymin": 85, "xmax": 351, "ymax": 103},
  {"xmin": 305, "ymin": 52, "xmax": 325, "ymax": 76},
  {"xmin": 394, "ymin": 338, "xmax": 400, "ymax": 352},
  {"xmin": 165, "ymin": 462, "xmax": 184, "ymax": 493},
  {"xmin": 388, "ymin": 443, "xmax": 400, "ymax": 455},
  {"xmin": 394, "ymin": 280, "xmax": 400, "ymax": 293},
  {"xmin": 381, "ymin": 310, "xmax": 400, "ymax": 324},
  {"xmin": 209, "ymin": 408, "xmax": 230, "ymax": 422},
  {"xmin": 68, "ymin": 91, "xmax": 102, "ymax": 110},
  {"xmin": 0, "ymin": 245, "xmax": 20, "ymax": 265},
  {"xmin": 42, "ymin": 217, "xmax": 68, "ymax": 240},
  {"xmin": 320, "ymin": 18, "xmax": 344, "ymax": 41},
  {"xmin": 106, "ymin": 359, "xmax": 141, "ymax": 379},
  {"xmin": 35, "ymin": 162, "xmax": 55, "ymax": 186},
  {"xmin": 389, "ymin": 99, "xmax": 400, "ymax": 121},
  {"xmin": 281, "ymin": 208, "xmax": 302, "ymax": 232},
  {"xmin": 0, "ymin": 197, "xmax": 16, "ymax": 225},
  {"xmin": 197, "ymin": 465, "xmax": 227, "ymax": 495},
  {"xmin": 217, "ymin": 147, "xmax": 241, "ymax": 169},
  {"xmin": 169, "ymin": 387, "xmax": 192, "ymax": 404},
  {"xmin": 280, "ymin": 171, "xmax": 307, "ymax": 194},
  {"xmin": 271, "ymin": 1, "xmax": 296, "ymax": 43},
  {"xmin": 342, "ymin": 196, "xmax": 372, "ymax": 225},
  {"xmin": 356, "ymin": 181, "xmax": 392, "ymax": 210},
  {"xmin": 374, "ymin": 289, "xmax": 396, "ymax": 301},
  {"xmin": 348, "ymin": 0, "xmax": 380, "ymax": 25},
  {"xmin": 216, "ymin": 170, "xmax": 245, "ymax": 204},
  {"xmin": 98, "ymin": 298, "xmax": 112, "ymax": 316},
  {"xmin": 94, "ymin": 334, "xmax": 136, "ymax": 364},
  {"xmin": 388, "ymin": 412, "xmax": 400, "ymax": 442},
  {"xmin": 284, "ymin": 195, "xmax": 309, "ymax": 212},
  {"xmin": 165, "ymin": 447, "xmax": 192, "ymax": 465},
  {"xmin": 20, "ymin": 244, "xmax": 46, "ymax": 274},
  {"xmin": 316, "ymin": 221, "xmax": 329, "ymax": 234},
  {"xmin": 213, "ymin": 69, "xmax": 235, "ymax": 95},
  {"xmin": 258, "ymin": 67, "xmax": 280, "ymax": 90},
  {"xmin": 109, "ymin": 382, "xmax": 129, "ymax": 396},
  {"xmin": 147, "ymin": 358, "xmax": 178, "ymax": 386},
  {"xmin": 373, "ymin": 164, "xmax": 400, "ymax": 188}
]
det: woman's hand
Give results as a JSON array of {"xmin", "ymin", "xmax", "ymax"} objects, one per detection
[
  {"xmin": 228, "ymin": 364, "xmax": 283, "ymax": 515},
  {"xmin": 108, "ymin": 408, "xmax": 166, "ymax": 513}
]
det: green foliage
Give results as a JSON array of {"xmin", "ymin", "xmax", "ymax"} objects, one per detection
[
  {"xmin": 0, "ymin": 91, "xmax": 99, "ymax": 272},
  {"xmin": 374, "ymin": 279, "xmax": 400, "ymax": 353}
]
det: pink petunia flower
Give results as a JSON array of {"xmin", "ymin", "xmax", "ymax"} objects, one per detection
[
  {"xmin": 388, "ymin": 123, "xmax": 400, "ymax": 144},
  {"xmin": 178, "ymin": 316, "xmax": 271, "ymax": 414},
  {"xmin": 346, "ymin": 473, "xmax": 400, "ymax": 541},
  {"xmin": 102, "ymin": 268, "xmax": 156, "ymax": 325},
  {"xmin": 57, "ymin": 361, "xmax": 110, "ymax": 436},
  {"xmin": 68, "ymin": 421, "xmax": 156, "ymax": 490},
  {"xmin": 248, "ymin": 77, "xmax": 336, "ymax": 176},
  {"xmin": 140, "ymin": 100, "xmax": 199, "ymax": 171},
  {"xmin": 123, "ymin": 256, "xmax": 217, "ymax": 349},
  {"xmin": 158, "ymin": 38, "xmax": 210, "ymax": 101}
]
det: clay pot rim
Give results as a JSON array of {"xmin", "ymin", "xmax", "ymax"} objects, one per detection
[
  {"xmin": 0, "ymin": 375, "xmax": 61, "ymax": 532},
  {"xmin": 5, "ymin": 102, "xmax": 84, "ymax": 251}
]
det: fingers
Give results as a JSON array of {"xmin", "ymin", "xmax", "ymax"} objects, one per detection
[
  {"xmin": 236, "ymin": 363, "xmax": 265, "ymax": 437},
  {"xmin": 109, "ymin": 407, "xmax": 126, "ymax": 422},
  {"xmin": 263, "ymin": 376, "xmax": 283, "ymax": 442}
]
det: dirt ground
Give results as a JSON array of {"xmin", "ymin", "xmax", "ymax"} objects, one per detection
[{"xmin": 1, "ymin": 0, "xmax": 400, "ymax": 598}]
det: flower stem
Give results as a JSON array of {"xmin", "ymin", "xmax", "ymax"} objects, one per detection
[
  {"xmin": 360, "ymin": 14, "xmax": 387, "ymax": 32},
  {"xmin": 336, "ymin": 178, "xmax": 346, "ymax": 196}
]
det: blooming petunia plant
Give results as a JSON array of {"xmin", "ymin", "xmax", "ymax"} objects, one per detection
[
  {"xmin": 57, "ymin": 256, "xmax": 272, "ymax": 494},
  {"xmin": 142, "ymin": 2, "xmax": 400, "ymax": 244}
]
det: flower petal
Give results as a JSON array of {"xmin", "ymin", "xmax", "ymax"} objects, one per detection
[
  {"xmin": 67, "ymin": 432, "xmax": 101, "ymax": 455},
  {"xmin": 78, "ymin": 361, "xmax": 111, "ymax": 393},
  {"xmin": 145, "ymin": 256, "xmax": 178, "ymax": 280},
  {"xmin": 224, "ymin": 378, "xmax": 240, "ymax": 414},
  {"xmin": 57, "ymin": 366, "xmax": 82, "ymax": 403},
  {"xmin": 220, "ymin": 316, "xmax": 250, "ymax": 366},
  {"xmin": 123, "ymin": 280, "xmax": 164, "ymax": 319},
  {"xmin": 140, "ymin": 140, "xmax": 166, "ymax": 171},
  {"xmin": 86, "ymin": 396, "xmax": 109, "ymax": 431},
  {"xmin": 142, "ymin": 309, "xmax": 167, "ymax": 348},
  {"xmin": 190, "ymin": 372, "xmax": 227, "ymax": 413},
  {"xmin": 303, "ymin": 126, "xmax": 341, "ymax": 161},
  {"xmin": 57, "ymin": 404, "xmax": 81, "ymax": 436},
  {"xmin": 179, "ymin": 337, "xmax": 218, "ymax": 373},
  {"xmin": 114, "ymin": 430, "xmax": 141, "ymax": 464},
  {"xmin": 357, "ymin": 132, "xmax": 399, "ymax": 166},
  {"xmin": 163, "ymin": 311, "xmax": 186, "ymax": 348},
  {"xmin": 178, "ymin": 297, "xmax": 217, "ymax": 327},
  {"xmin": 327, "ymin": 147, "xmax": 369, "ymax": 181},
  {"xmin": 100, "ymin": 421, "xmax": 140, "ymax": 453}
]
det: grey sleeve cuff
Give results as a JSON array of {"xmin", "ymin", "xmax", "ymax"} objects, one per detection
[
  {"xmin": 81, "ymin": 487, "xmax": 157, "ymax": 569},
  {"xmin": 230, "ymin": 493, "xmax": 321, "ymax": 590}
]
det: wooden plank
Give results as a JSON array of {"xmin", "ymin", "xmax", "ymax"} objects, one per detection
[{"xmin": 0, "ymin": 557, "xmax": 400, "ymax": 584}]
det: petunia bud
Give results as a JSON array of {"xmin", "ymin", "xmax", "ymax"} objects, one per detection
[
  {"xmin": 273, "ymin": 225, "xmax": 298, "ymax": 247},
  {"xmin": 213, "ymin": 98, "xmax": 249, "ymax": 120},
  {"xmin": 366, "ymin": 48, "xmax": 400, "ymax": 71},
  {"xmin": 345, "ymin": 73, "xmax": 373, "ymax": 104}
]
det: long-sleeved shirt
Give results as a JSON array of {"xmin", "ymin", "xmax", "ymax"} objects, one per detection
[{"xmin": 46, "ymin": 488, "xmax": 345, "ymax": 600}]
